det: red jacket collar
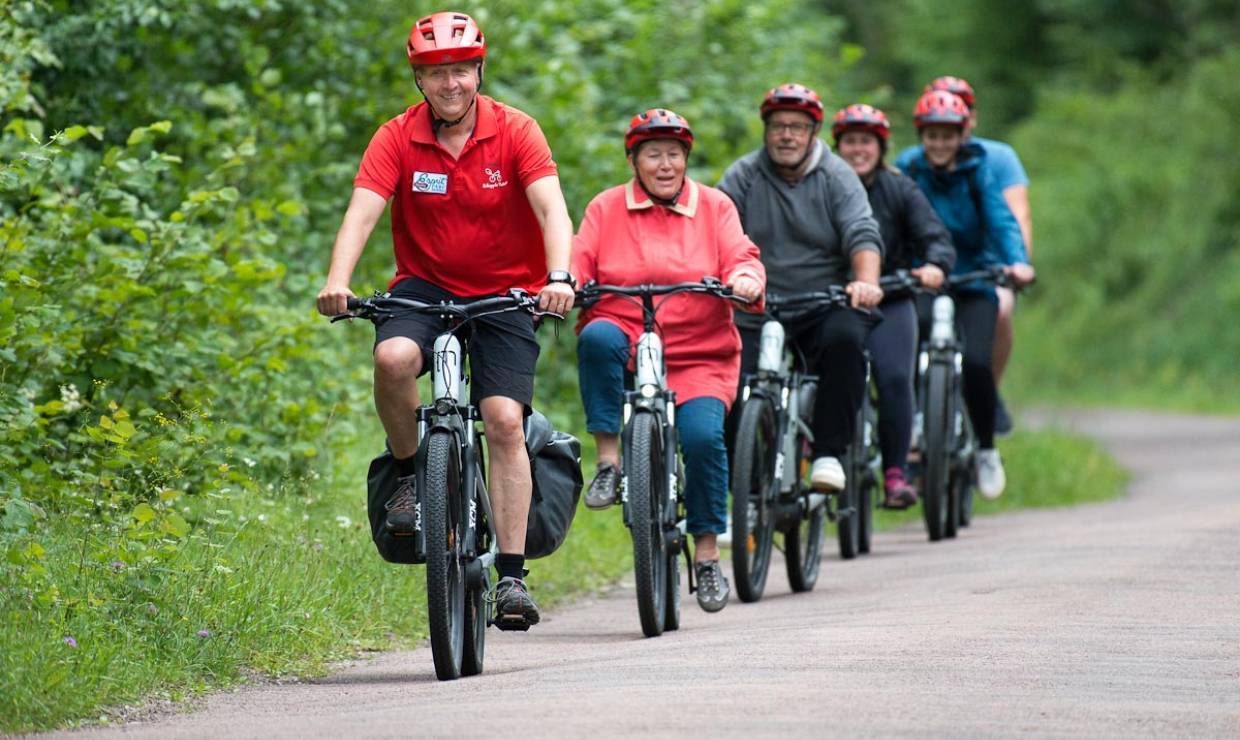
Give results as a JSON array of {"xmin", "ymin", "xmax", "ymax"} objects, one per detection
[{"xmin": 624, "ymin": 177, "xmax": 699, "ymax": 218}]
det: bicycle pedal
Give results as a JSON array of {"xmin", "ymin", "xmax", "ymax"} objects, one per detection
[{"xmin": 493, "ymin": 615, "xmax": 532, "ymax": 632}]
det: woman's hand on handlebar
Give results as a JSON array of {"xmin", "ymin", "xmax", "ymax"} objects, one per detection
[
  {"xmin": 317, "ymin": 281, "xmax": 356, "ymax": 317},
  {"xmin": 846, "ymin": 280, "xmax": 884, "ymax": 309},
  {"xmin": 911, "ymin": 264, "xmax": 945, "ymax": 290},
  {"xmin": 728, "ymin": 275, "xmax": 763, "ymax": 304},
  {"xmin": 538, "ymin": 281, "xmax": 575, "ymax": 315},
  {"xmin": 1005, "ymin": 262, "xmax": 1036, "ymax": 288}
]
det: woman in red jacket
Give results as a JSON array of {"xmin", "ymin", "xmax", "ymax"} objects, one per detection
[{"xmin": 572, "ymin": 109, "xmax": 765, "ymax": 613}]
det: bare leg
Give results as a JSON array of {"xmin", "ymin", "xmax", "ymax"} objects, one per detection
[
  {"xmin": 481, "ymin": 396, "xmax": 531, "ymax": 554},
  {"xmin": 694, "ymin": 534, "xmax": 720, "ymax": 563},
  {"xmin": 992, "ymin": 286, "xmax": 1015, "ymax": 383},
  {"xmin": 593, "ymin": 432, "xmax": 620, "ymax": 468},
  {"xmin": 373, "ymin": 338, "xmax": 423, "ymax": 458}
]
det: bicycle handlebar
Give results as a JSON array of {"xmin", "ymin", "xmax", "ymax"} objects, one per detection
[
  {"xmin": 332, "ymin": 289, "xmax": 561, "ymax": 325},
  {"xmin": 764, "ymin": 285, "xmax": 851, "ymax": 311},
  {"xmin": 575, "ymin": 277, "xmax": 745, "ymax": 308}
]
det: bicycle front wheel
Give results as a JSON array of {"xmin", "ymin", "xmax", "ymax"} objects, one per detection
[
  {"xmin": 627, "ymin": 411, "xmax": 668, "ymax": 637},
  {"xmin": 424, "ymin": 431, "xmax": 466, "ymax": 681},
  {"xmin": 921, "ymin": 362, "xmax": 952, "ymax": 542},
  {"xmin": 730, "ymin": 397, "xmax": 778, "ymax": 602},
  {"xmin": 785, "ymin": 433, "xmax": 825, "ymax": 592}
]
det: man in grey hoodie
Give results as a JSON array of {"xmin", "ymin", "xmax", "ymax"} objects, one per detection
[{"xmin": 718, "ymin": 83, "xmax": 884, "ymax": 491}]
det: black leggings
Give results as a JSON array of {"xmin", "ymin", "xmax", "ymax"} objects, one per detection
[
  {"xmin": 916, "ymin": 291, "xmax": 999, "ymax": 449},
  {"xmin": 737, "ymin": 308, "xmax": 874, "ymax": 458},
  {"xmin": 866, "ymin": 296, "xmax": 917, "ymax": 473}
]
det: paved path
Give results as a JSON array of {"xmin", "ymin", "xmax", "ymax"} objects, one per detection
[{"xmin": 52, "ymin": 410, "xmax": 1240, "ymax": 738}]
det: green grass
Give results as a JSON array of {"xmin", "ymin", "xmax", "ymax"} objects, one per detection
[
  {"xmin": 0, "ymin": 431, "xmax": 632, "ymax": 734},
  {"xmin": 1, "ymin": 423, "xmax": 1120, "ymax": 734}
]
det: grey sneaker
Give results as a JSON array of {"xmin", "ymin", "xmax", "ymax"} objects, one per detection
[
  {"xmin": 694, "ymin": 560, "xmax": 729, "ymax": 613},
  {"xmin": 584, "ymin": 462, "xmax": 619, "ymax": 510},
  {"xmin": 383, "ymin": 475, "xmax": 418, "ymax": 534},
  {"xmin": 491, "ymin": 576, "xmax": 540, "ymax": 631}
]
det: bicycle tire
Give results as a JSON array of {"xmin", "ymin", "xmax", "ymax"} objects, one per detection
[
  {"xmin": 954, "ymin": 402, "xmax": 976, "ymax": 530},
  {"xmin": 922, "ymin": 362, "xmax": 952, "ymax": 542},
  {"xmin": 663, "ymin": 546, "xmax": 681, "ymax": 631},
  {"xmin": 857, "ymin": 396, "xmax": 877, "ymax": 555},
  {"xmin": 424, "ymin": 431, "xmax": 466, "ymax": 680},
  {"xmin": 627, "ymin": 411, "xmax": 667, "ymax": 637},
  {"xmin": 730, "ymin": 397, "xmax": 778, "ymax": 602},
  {"xmin": 785, "ymin": 431, "xmax": 825, "ymax": 592},
  {"xmin": 461, "ymin": 459, "xmax": 489, "ymax": 677}
]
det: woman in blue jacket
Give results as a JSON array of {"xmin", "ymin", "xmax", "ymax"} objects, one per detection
[{"xmin": 900, "ymin": 90, "xmax": 1035, "ymax": 500}]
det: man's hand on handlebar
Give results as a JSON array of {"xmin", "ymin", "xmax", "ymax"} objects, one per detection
[
  {"xmin": 846, "ymin": 280, "xmax": 884, "ymax": 309},
  {"xmin": 538, "ymin": 282, "xmax": 575, "ymax": 315},
  {"xmin": 317, "ymin": 282, "xmax": 355, "ymax": 317}
]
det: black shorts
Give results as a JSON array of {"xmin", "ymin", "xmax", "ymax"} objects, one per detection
[{"xmin": 374, "ymin": 277, "xmax": 540, "ymax": 408}]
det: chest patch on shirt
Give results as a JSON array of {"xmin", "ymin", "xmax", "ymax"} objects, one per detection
[
  {"xmin": 482, "ymin": 166, "xmax": 510, "ymax": 189},
  {"xmin": 412, "ymin": 171, "xmax": 448, "ymax": 195}
]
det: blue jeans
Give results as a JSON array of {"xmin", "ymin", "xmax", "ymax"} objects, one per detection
[{"xmin": 578, "ymin": 320, "xmax": 729, "ymax": 536}]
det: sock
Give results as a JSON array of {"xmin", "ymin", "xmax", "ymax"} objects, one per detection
[
  {"xmin": 395, "ymin": 454, "xmax": 417, "ymax": 478},
  {"xmin": 496, "ymin": 553, "xmax": 526, "ymax": 581}
]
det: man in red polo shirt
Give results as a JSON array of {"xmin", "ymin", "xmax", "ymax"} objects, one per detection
[{"xmin": 316, "ymin": 11, "xmax": 574, "ymax": 630}]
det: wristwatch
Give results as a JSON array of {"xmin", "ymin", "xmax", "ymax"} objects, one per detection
[{"xmin": 547, "ymin": 270, "xmax": 577, "ymax": 289}]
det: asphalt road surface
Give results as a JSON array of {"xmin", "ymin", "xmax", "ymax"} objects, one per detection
[{"xmin": 51, "ymin": 409, "xmax": 1240, "ymax": 738}]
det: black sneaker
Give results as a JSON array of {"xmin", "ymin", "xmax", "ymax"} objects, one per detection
[
  {"xmin": 995, "ymin": 395, "xmax": 1014, "ymax": 437},
  {"xmin": 694, "ymin": 560, "xmax": 729, "ymax": 613},
  {"xmin": 491, "ymin": 576, "xmax": 540, "ymax": 631},
  {"xmin": 384, "ymin": 474, "xmax": 418, "ymax": 534},
  {"xmin": 584, "ymin": 462, "xmax": 619, "ymax": 510}
]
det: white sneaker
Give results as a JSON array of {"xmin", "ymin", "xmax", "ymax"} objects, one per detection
[
  {"xmin": 810, "ymin": 456, "xmax": 846, "ymax": 491},
  {"xmin": 977, "ymin": 448, "xmax": 1006, "ymax": 500}
]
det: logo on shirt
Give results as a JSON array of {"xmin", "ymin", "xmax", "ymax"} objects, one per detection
[
  {"xmin": 482, "ymin": 166, "xmax": 509, "ymax": 189},
  {"xmin": 412, "ymin": 171, "xmax": 448, "ymax": 194}
]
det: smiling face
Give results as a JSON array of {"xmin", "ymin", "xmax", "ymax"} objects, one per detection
[
  {"xmin": 414, "ymin": 60, "xmax": 481, "ymax": 120},
  {"xmin": 920, "ymin": 124, "xmax": 964, "ymax": 168},
  {"xmin": 630, "ymin": 139, "xmax": 687, "ymax": 201},
  {"xmin": 836, "ymin": 130, "xmax": 883, "ymax": 179},
  {"xmin": 764, "ymin": 110, "xmax": 818, "ymax": 168}
]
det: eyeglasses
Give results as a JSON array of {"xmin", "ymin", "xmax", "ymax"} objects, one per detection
[{"xmin": 766, "ymin": 121, "xmax": 815, "ymax": 135}]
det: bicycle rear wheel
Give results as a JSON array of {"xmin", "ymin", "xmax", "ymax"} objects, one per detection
[
  {"xmin": 730, "ymin": 397, "xmax": 778, "ymax": 602},
  {"xmin": 627, "ymin": 412, "xmax": 668, "ymax": 637},
  {"xmin": 424, "ymin": 431, "xmax": 466, "ymax": 680},
  {"xmin": 921, "ymin": 362, "xmax": 952, "ymax": 542},
  {"xmin": 785, "ymin": 434, "xmax": 825, "ymax": 592}
]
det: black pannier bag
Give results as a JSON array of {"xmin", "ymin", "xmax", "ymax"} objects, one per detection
[
  {"xmin": 521, "ymin": 409, "xmax": 584, "ymax": 559},
  {"xmin": 366, "ymin": 410, "xmax": 583, "ymax": 564}
]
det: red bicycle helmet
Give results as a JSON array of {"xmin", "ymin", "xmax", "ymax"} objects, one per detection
[
  {"xmin": 831, "ymin": 104, "xmax": 891, "ymax": 143},
  {"xmin": 913, "ymin": 90, "xmax": 970, "ymax": 129},
  {"xmin": 406, "ymin": 11, "xmax": 486, "ymax": 67},
  {"xmin": 625, "ymin": 108, "xmax": 693, "ymax": 154},
  {"xmin": 760, "ymin": 83, "xmax": 825, "ymax": 123},
  {"xmin": 924, "ymin": 76, "xmax": 976, "ymax": 109}
]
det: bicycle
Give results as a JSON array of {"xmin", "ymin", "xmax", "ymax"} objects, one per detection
[
  {"xmin": 730, "ymin": 286, "xmax": 873, "ymax": 600},
  {"xmin": 334, "ymin": 289, "xmax": 557, "ymax": 680},
  {"xmin": 911, "ymin": 266, "xmax": 1021, "ymax": 541},
  {"xmin": 576, "ymin": 277, "xmax": 740, "ymax": 637}
]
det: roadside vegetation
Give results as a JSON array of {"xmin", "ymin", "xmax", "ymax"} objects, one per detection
[{"xmin": 2, "ymin": 0, "xmax": 1231, "ymax": 732}]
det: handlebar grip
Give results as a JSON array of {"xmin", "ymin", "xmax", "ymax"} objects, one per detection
[{"xmin": 346, "ymin": 297, "xmax": 362, "ymax": 310}]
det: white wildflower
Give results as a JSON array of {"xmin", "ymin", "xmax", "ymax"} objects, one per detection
[{"xmin": 60, "ymin": 384, "xmax": 83, "ymax": 413}]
